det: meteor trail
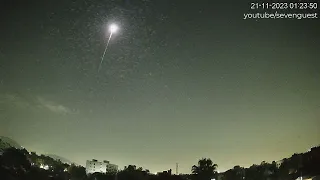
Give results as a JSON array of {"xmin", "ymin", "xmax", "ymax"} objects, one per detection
[
  {"xmin": 98, "ymin": 24, "xmax": 119, "ymax": 73},
  {"xmin": 98, "ymin": 33, "xmax": 112, "ymax": 73}
]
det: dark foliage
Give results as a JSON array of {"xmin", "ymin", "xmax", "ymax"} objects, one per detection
[{"xmin": 0, "ymin": 146, "xmax": 319, "ymax": 180}]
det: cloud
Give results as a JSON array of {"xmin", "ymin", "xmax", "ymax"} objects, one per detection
[
  {"xmin": 36, "ymin": 97, "xmax": 71, "ymax": 114},
  {"xmin": 0, "ymin": 93, "xmax": 31, "ymax": 108},
  {"xmin": 0, "ymin": 93, "xmax": 73, "ymax": 114}
]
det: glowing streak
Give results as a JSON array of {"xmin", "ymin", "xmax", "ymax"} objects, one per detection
[{"xmin": 98, "ymin": 32, "xmax": 113, "ymax": 72}]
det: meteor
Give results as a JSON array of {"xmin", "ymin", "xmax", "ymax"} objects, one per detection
[{"xmin": 98, "ymin": 24, "xmax": 119, "ymax": 72}]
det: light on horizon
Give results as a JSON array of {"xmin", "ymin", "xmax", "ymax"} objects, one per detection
[{"xmin": 40, "ymin": 164, "xmax": 49, "ymax": 170}]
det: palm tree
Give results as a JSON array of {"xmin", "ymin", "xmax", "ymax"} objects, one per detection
[{"xmin": 192, "ymin": 158, "xmax": 218, "ymax": 180}]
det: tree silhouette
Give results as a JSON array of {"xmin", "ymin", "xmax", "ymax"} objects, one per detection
[
  {"xmin": 0, "ymin": 147, "xmax": 31, "ymax": 172},
  {"xmin": 118, "ymin": 165, "xmax": 149, "ymax": 180},
  {"xmin": 192, "ymin": 158, "xmax": 218, "ymax": 180},
  {"xmin": 69, "ymin": 164, "xmax": 87, "ymax": 180},
  {"xmin": 224, "ymin": 166, "xmax": 245, "ymax": 180}
]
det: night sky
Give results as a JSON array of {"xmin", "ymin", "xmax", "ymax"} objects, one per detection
[{"xmin": 0, "ymin": 0, "xmax": 319, "ymax": 174}]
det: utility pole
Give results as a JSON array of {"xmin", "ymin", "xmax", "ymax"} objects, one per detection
[{"xmin": 176, "ymin": 163, "xmax": 179, "ymax": 175}]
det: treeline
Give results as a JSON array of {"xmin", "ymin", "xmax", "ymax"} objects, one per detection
[
  {"xmin": 223, "ymin": 146, "xmax": 320, "ymax": 180},
  {"xmin": 0, "ymin": 145, "xmax": 319, "ymax": 180},
  {"xmin": 0, "ymin": 139, "xmax": 13, "ymax": 151},
  {"xmin": 0, "ymin": 148, "xmax": 86, "ymax": 180}
]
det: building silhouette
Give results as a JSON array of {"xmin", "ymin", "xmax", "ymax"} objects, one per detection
[{"xmin": 85, "ymin": 159, "xmax": 118, "ymax": 174}]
